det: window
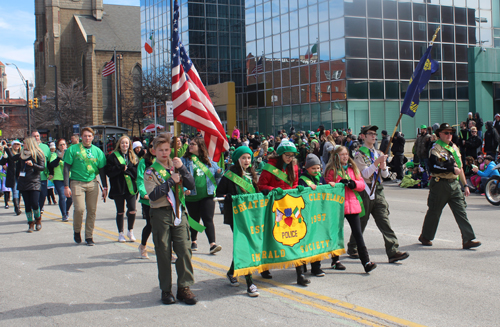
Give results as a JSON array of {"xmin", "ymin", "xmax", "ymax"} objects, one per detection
[
  {"xmin": 383, "ymin": 0, "xmax": 397, "ymax": 19},
  {"xmin": 102, "ymin": 73, "xmax": 113, "ymax": 123},
  {"xmin": 346, "ymin": 38, "xmax": 367, "ymax": 58},
  {"xmin": 385, "ymin": 61, "xmax": 398, "ymax": 79},
  {"xmin": 384, "ymin": 20, "xmax": 397, "ymax": 39},
  {"xmin": 368, "ymin": 19, "xmax": 382, "ymax": 38},
  {"xmin": 369, "ymin": 60, "xmax": 383, "ymax": 79},
  {"xmin": 400, "ymin": 42, "xmax": 412, "ymax": 60},
  {"xmin": 369, "ymin": 39, "xmax": 383, "ymax": 58},
  {"xmin": 398, "ymin": 2, "xmax": 411, "ymax": 21},
  {"xmin": 346, "ymin": 59, "xmax": 367, "ymax": 78},
  {"xmin": 345, "ymin": 17, "xmax": 366, "ymax": 37},
  {"xmin": 399, "ymin": 21, "xmax": 412, "ymax": 40},
  {"xmin": 384, "ymin": 41, "xmax": 398, "ymax": 59}
]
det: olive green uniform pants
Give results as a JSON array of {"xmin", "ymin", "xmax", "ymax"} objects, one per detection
[
  {"xmin": 347, "ymin": 187, "xmax": 399, "ymax": 258},
  {"xmin": 150, "ymin": 206, "xmax": 194, "ymax": 292},
  {"xmin": 421, "ymin": 178, "xmax": 476, "ymax": 242}
]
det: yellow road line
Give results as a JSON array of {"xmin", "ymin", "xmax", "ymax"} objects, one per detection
[{"xmin": 42, "ymin": 210, "xmax": 425, "ymax": 327}]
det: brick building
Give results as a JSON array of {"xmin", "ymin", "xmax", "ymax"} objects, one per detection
[{"xmin": 34, "ymin": 0, "xmax": 141, "ymax": 137}]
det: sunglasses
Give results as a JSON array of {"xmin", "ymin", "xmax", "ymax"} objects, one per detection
[{"xmin": 441, "ymin": 131, "xmax": 453, "ymax": 135}]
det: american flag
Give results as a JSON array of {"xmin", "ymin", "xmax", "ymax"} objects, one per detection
[
  {"xmin": 171, "ymin": 0, "xmax": 229, "ymax": 162},
  {"xmin": 102, "ymin": 55, "xmax": 116, "ymax": 77},
  {"xmin": 251, "ymin": 57, "xmax": 263, "ymax": 74}
]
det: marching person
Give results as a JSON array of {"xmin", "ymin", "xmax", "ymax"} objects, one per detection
[
  {"xmin": 216, "ymin": 146, "xmax": 260, "ymax": 297},
  {"xmin": 106, "ymin": 135, "xmax": 139, "ymax": 243},
  {"xmin": 63, "ymin": 127, "xmax": 108, "ymax": 246},
  {"xmin": 297, "ymin": 154, "xmax": 328, "ymax": 276},
  {"xmin": 32, "ymin": 131, "xmax": 51, "ymax": 215},
  {"xmin": 419, "ymin": 123, "xmax": 481, "ymax": 249},
  {"xmin": 1, "ymin": 140, "xmax": 22, "ymax": 215},
  {"xmin": 324, "ymin": 146, "xmax": 377, "ymax": 273},
  {"xmin": 258, "ymin": 140, "xmax": 308, "ymax": 286},
  {"xmin": 136, "ymin": 140, "xmax": 155, "ymax": 259},
  {"xmin": 48, "ymin": 138, "xmax": 72, "ymax": 221},
  {"xmin": 347, "ymin": 125, "xmax": 409, "ymax": 264},
  {"xmin": 17, "ymin": 137, "xmax": 45, "ymax": 232},
  {"xmin": 181, "ymin": 137, "xmax": 223, "ymax": 254},
  {"xmin": 144, "ymin": 134, "xmax": 197, "ymax": 305}
]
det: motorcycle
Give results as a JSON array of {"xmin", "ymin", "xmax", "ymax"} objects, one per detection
[{"xmin": 484, "ymin": 163, "xmax": 500, "ymax": 205}]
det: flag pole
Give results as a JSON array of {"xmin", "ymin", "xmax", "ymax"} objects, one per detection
[
  {"xmin": 369, "ymin": 26, "xmax": 441, "ymax": 196},
  {"xmin": 114, "ymin": 47, "xmax": 118, "ymax": 126},
  {"xmin": 171, "ymin": 0, "xmax": 181, "ymax": 220}
]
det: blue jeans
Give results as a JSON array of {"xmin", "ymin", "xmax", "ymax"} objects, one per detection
[
  {"xmin": 12, "ymin": 178, "xmax": 19, "ymax": 199},
  {"xmin": 53, "ymin": 180, "xmax": 72, "ymax": 218},
  {"xmin": 39, "ymin": 180, "xmax": 48, "ymax": 211}
]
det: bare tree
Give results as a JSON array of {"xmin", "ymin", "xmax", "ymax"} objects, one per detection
[{"xmin": 34, "ymin": 79, "xmax": 90, "ymax": 139}]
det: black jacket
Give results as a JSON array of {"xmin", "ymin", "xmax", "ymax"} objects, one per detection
[
  {"xmin": 391, "ymin": 133, "xmax": 405, "ymax": 155},
  {"xmin": 105, "ymin": 152, "xmax": 138, "ymax": 199},
  {"xmin": 464, "ymin": 135, "xmax": 482, "ymax": 158},
  {"xmin": 216, "ymin": 165, "xmax": 258, "ymax": 226},
  {"xmin": 0, "ymin": 147, "xmax": 20, "ymax": 188},
  {"xmin": 16, "ymin": 152, "xmax": 45, "ymax": 191},
  {"xmin": 484, "ymin": 122, "xmax": 500, "ymax": 153}
]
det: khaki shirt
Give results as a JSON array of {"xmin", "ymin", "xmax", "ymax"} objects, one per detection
[
  {"xmin": 429, "ymin": 142, "xmax": 460, "ymax": 179},
  {"xmin": 354, "ymin": 147, "xmax": 389, "ymax": 186},
  {"xmin": 144, "ymin": 166, "xmax": 171, "ymax": 209}
]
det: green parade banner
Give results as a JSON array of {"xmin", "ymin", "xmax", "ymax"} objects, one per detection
[{"xmin": 232, "ymin": 184, "xmax": 346, "ymax": 277}]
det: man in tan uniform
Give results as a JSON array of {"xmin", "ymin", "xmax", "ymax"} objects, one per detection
[
  {"xmin": 144, "ymin": 134, "xmax": 197, "ymax": 305},
  {"xmin": 418, "ymin": 123, "xmax": 481, "ymax": 249}
]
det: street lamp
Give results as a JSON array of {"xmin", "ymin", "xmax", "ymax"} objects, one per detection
[
  {"xmin": 5, "ymin": 63, "xmax": 33, "ymax": 134},
  {"xmin": 49, "ymin": 65, "xmax": 59, "ymax": 138}
]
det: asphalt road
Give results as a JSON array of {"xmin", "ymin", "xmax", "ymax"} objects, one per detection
[{"xmin": 0, "ymin": 183, "xmax": 498, "ymax": 327}]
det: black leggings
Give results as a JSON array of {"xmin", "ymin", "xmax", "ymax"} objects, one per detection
[
  {"xmin": 141, "ymin": 204, "xmax": 151, "ymax": 246},
  {"xmin": 113, "ymin": 193, "xmax": 137, "ymax": 232},
  {"xmin": 4, "ymin": 191, "xmax": 10, "ymax": 206},
  {"xmin": 345, "ymin": 213, "xmax": 366, "ymax": 249},
  {"xmin": 22, "ymin": 190, "xmax": 40, "ymax": 213},
  {"xmin": 186, "ymin": 197, "xmax": 216, "ymax": 244}
]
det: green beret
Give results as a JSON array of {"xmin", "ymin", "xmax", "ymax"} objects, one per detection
[{"xmin": 232, "ymin": 146, "xmax": 253, "ymax": 163}]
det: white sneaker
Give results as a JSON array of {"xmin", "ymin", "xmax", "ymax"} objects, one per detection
[
  {"xmin": 118, "ymin": 232, "xmax": 126, "ymax": 243},
  {"xmin": 139, "ymin": 244, "xmax": 149, "ymax": 259},
  {"xmin": 247, "ymin": 284, "xmax": 259, "ymax": 297},
  {"xmin": 127, "ymin": 230, "xmax": 136, "ymax": 242}
]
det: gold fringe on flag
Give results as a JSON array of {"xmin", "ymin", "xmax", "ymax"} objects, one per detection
[{"xmin": 233, "ymin": 249, "xmax": 346, "ymax": 277}]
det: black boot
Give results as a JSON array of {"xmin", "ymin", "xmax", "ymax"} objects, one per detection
[
  {"xmin": 296, "ymin": 265, "xmax": 310, "ymax": 286},
  {"xmin": 358, "ymin": 246, "xmax": 377, "ymax": 273},
  {"xmin": 13, "ymin": 198, "xmax": 22, "ymax": 215}
]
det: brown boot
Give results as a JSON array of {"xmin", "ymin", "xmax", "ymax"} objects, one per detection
[
  {"xmin": 35, "ymin": 217, "xmax": 42, "ymax": 231},
  {"xmin": 27, "ymin": 222, "xmax": 35, "ymax": 233},
  {"xmin": 176, "ymin": 287, "xmax": 197, "ymax": 305}
]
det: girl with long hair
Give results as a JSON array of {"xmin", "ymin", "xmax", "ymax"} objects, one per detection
[
  {"xmin": 257, "ymin": 140, "xmax": 309, "ymax": 285},
  {"xmin": 48, "ymin": 138, "xmax": 73, "ymax": 221},
  {"xmin": 181, "ymin": 137, "xmax": 223, "ymax": 254},
  {"xmin": 216, "ymin": 146, "xmax": 260, "ymax": 297},
  {"xmin": 0, "ymin": 140, "xmax": 22, "ymax": 215},
  {"xmin": 324, "ymin": 146, "xmax": 377, "ymax": 273},
  {"xmin": 105, "ymin": 135, "xmax": 139, "ymax": 242},
  {"xmin": 17, "ymin": 137, "xmax": 46, "ymax": 232},
  {"xmin": 136, "ymin": 138, "xmax": 155, "ymax": 259}
]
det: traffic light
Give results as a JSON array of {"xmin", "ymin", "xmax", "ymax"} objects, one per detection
[
  {"xmin": 28, "ymin": 100, "xmax": 33, "ymax": 109},
  {"xmin": 34, "ymin": 98, "xmax": 39, "ymax": 108}
]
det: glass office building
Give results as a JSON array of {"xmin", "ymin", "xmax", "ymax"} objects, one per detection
[
  {"xmin": 141, "ymin": 0, "xmax": 246, "ymax": 92},
  {"xmin": 242, "ymin": 0, "xmax": 500, "ymax": 138}
]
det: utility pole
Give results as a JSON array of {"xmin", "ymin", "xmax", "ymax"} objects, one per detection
[{"xmin": 26, "ymin": 80, "xmax": 31, "ymax": 135}]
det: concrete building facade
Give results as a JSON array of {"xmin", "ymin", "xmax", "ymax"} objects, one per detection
[{"xmin": 34, "ymin": 0, "xmax": 142, "ymax": 137}]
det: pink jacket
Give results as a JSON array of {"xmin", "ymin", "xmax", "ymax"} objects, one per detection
[{"xmin": 325, "ymin": 167, "xmax": 365, "ymax": 215}]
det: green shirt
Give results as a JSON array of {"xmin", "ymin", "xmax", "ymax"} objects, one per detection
[
  {"xmin": 63, "ymin": 143, "xmax": 106, "ymax": 182},
  {"xmin": 185, "ymin": 160, "xmax": 208, "ymax": 202},
  {"xmin": 170, "ymin": 143, "xmax": 188, "ymax": 159},
  {"xmin": 50, "ymin": 152, "xmax": 65, "ymax": 181},
  {"xmin": 39, "ymin": 143, "xmax": 51, "ymax": 181}
]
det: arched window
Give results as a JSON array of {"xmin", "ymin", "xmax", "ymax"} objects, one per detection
[{"xmin": 102, "ymin": 66, "xmax": 114, "ymax": 124}]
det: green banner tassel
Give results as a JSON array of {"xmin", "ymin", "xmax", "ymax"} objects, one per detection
[{"xmin": 188, "ymin": 216, "xmax": 206, "ymax": 232}]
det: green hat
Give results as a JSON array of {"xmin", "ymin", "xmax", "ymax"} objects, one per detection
[
  {"xmin": 277, "ymin": 140, "xmax": 298, "ymax": 156},
  {"xmin": 267, "ymin": 147, "xmax": 274, "ymax": 153},
  {"xmin": 406, "ymin": 162, "xmax": 415, "ymax": 169},
  {"xmin": 342, "ymin": 131, "xmax": 347, "ymax": 136},
  {"xmin": 232, "ymin": 146, "xmax": 253, "ymax": 163},
  {"xmin": 255, "ymin": 131, "xmax": 259, "ymax": 136},
  {"xmin": 230, "ymin": 146, "xmax": 235, "ymax": 151},
  {"xmin": 420, "ymin": 125, "xmax": 427, "ymax": 129}
]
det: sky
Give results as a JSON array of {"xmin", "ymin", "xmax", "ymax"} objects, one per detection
[{"xmin": 0, "ymin": 0, "xmax": 140, "ymax": 99}]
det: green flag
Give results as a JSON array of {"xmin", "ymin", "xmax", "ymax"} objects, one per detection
[{"xmin": 232, "ymin": 184, "xmax": 346, "ymax": 276}]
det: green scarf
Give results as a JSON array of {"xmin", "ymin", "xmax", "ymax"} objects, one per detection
[
  {"xmin": 263, "ymin": 163, "xmax": 292, "ymax": 186},
  {"xmin": 436, "ymin": 139, "xmax": 462, "ymax": 169},
  {"xmin": 114, "ymin": 151, "xmax": 137, "ymax": 195},
  {"xmin": 224, "ymin": 170, "xmax": 255, "ymax": 194}
]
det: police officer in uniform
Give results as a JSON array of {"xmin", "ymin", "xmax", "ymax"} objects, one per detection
[{"xmin": 418, "ymin": 123, "xmax": 481, "ymax": 249}]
